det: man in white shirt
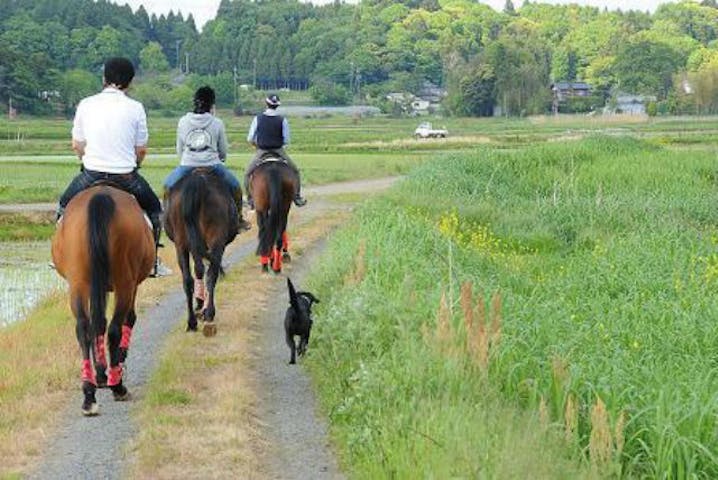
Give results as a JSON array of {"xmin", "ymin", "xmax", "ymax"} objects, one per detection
[
  {"xmin": 244, "ymin": 94, "xmax": 306, "ymax": 208},
  {"xmin": 56, "ymin": 57, "xmax": 164, "ymax": 275}
]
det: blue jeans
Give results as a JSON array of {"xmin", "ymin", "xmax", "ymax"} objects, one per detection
[{"xmin": 164, "ymin": 164, "xmax": 240, "ymax": 192}]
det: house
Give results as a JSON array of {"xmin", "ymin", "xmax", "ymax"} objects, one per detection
[
  {"xmin": 411, "ymin": 99, "xmax": 430, "ymax": 112},
  {"xmin": 417, "ymin": 81, "xmax": 447, "ymax": 104},
  {"xmin": 551, "ymin": 81, "xmax": 592, "ymax": 101},
  {"xmin": 551, "ymin": 81, "xmax": 593, "ymax": 114},
  {"xmin": 614, "ymin": 94, "xmax": 657, "ymax": 115}
]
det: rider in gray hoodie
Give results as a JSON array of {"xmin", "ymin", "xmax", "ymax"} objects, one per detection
[{"xmin": 164, "ymin": 86, "xmax": 250, "ymax": 231}]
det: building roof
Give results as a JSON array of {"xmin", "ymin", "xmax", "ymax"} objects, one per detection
[{"xmin": 552, "ymin": 82, "xmax": 592, "ymax": 91}]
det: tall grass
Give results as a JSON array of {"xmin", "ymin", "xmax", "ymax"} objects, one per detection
[{"xmin": 307, "ymin": 136, "xmax": 718, "ymax": 477}]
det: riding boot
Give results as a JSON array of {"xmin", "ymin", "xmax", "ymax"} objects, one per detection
[
  {"xmin": 243, "ymin": 174, "xmax": 255, "ymax": 210},
  {"xmin": 293, "ymin": 190, "xmax": 307, "ymax": 207},
  {"xmin": 148, "ymin": 213, "xmax": 165, "ymax": 278},
  {"xmin": 233, "ymin": 189, "xmax": 252, "ymax": 232},
  {"xmin": 293, "ymin": 182, "xmax": 307, "ymax": 207}
]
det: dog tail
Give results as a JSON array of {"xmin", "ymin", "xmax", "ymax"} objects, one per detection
[{"xmin": 287, "ymin": 277, "xmax": 300, "ymax": 312}]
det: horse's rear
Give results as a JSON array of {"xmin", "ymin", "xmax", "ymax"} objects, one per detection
[
  {"xmin": 250, "ymin": 161, "xmax": 297, "ymax": 273},
  {"xmin": 164, "ymin": 170, "xmax": 237, "ymax": 335},
  {"xmin": 52, "ymin": 186, "xmax": 154, "ymax": 415}
]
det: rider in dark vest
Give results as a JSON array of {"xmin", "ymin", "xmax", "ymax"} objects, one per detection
[{"xmin": 244, "ymin": 94, "xmax": 306, "ymax": 208}]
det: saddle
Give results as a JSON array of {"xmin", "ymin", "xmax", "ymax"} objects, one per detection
[
  {"xmin": 257, "ymin": 152, "xmax": 287, "ymax": 165},
  {"xmin": 76, "ymin": 180, "xmax": 153, "ymax": 231}
]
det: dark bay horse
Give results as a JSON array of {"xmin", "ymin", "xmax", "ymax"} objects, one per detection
[
  {"xmin": 250, "ymin": 160, "xmax": 297, "ymax": 273},
  {"xmin": 164, "ymin": 169, "xmax": 239, "ymax": 336},
  {"xmin": 51, "ymin": 186, "xmax": 155, "ymax": 416}
]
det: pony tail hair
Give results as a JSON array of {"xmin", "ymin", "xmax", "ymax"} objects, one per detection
[
  {"xmin": 88, "ymin": 193, "xmax": 115, "ymax": 337},
  {"xmin": 181, "ymin": 174, "xmax": 208, "ymax": 259}
]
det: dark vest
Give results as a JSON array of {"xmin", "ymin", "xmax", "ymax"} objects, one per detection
[{"xmin": 256, "ymin": 114, "xmax": 284, "ymax": 150}]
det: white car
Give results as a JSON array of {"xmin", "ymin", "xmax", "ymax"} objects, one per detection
[{"xmin": 414, "ymin": 122, "xmax": 448, "ymax": 139}]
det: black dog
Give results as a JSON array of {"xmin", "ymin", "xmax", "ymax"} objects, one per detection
[{"xmin": 285, "ymin": 277, "xmax": 320, "ymax": 364}]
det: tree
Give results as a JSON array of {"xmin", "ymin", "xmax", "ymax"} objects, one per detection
[
  {"xmin": 309, "ymin": 80, "xmax": 350, "ymax": 105},
  {"xmin": 58, "ymin": 69, "xmax": 99, "ymax": 115},
  {"xmin": 140, "ymin": 42, "xmax": 170, "ymax": 73},
  {"xmin": 504, "ymin": 0, "xmax": 516, "ymax": 16},
  {"xmin": 613, "ymin": 39, "xmax": 683, "ymax": 98}
]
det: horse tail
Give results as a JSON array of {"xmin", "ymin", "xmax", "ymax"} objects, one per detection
[
  {"xmin": 88, "ymin": 192, "xmax": 115, "ymax": 334},
  {"xmin": 259, "ymin": 166, "xmax": 283, "ymax": 256},
  {"xmin": 181, "ymin": 174, "xmax": 208, "ymax": 259}
]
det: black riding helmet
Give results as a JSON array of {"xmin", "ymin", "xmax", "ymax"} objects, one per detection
[{"xmin": 265, "ymin": 94, "xmax": 281, "ymax": 108}]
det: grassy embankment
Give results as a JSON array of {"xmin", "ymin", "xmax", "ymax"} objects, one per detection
[{"xmin": 305, "ymin": 136, "xmax": 718, "ymax": 477}]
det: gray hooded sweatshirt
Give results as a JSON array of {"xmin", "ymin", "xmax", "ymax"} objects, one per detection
[{"xmin": 176, "ymin": 112, "xmax": 228, "ymax": 167}]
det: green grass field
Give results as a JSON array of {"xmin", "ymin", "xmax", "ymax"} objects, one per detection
[
  {"xmin": 2, "ymin": 113, "xmax": 717, "ymax": 156},
  {"xmin": 2, "ymin": 114, "xmax": 718, "ymax": 477},
  {"xmin": 306, "ymin": 135, "xmax": 718, "ymax": 477}
]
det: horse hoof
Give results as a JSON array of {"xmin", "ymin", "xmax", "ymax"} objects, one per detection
[
  {"xmin": 272, "ymin": 268, "xmax": 282, "ymax": 275},
  {"xmin": 261, "ymin": 264, "xmax": 269, "ymax": 273},
  {"xmin": 282, "ymin": 252, "xmax": 291, "ymax": 263},
  {"xmin": 111, "ymin": 384, "xmax": 131, "ymax": 401},
  {"xmin": 186, "ymin": 323, "xmax": 198, "ymax": 332},
  {"xmin": 82, "ymin": 402, "xmax": 99, "ymax": 416},
  {"xmin": 202, "ymin": 322, "xmax": 217, "ymax": 337}
]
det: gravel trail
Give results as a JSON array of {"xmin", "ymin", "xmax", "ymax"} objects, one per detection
[{"xmin": 27, "ymin": 177, "xmax": 398, "ymax": 479}]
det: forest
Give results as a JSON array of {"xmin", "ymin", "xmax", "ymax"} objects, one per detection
[{"xmin": 1, "ymin": 0, "xmax": 717, "ymax": 116}]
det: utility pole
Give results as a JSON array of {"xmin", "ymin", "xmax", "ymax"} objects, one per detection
[
  {"xmin": 185, "ymin": 52, "xmax": 189, "ymax": 73},
  {"xmin": 253, "ymin": 58, "xmax": 257, "ymax": 90},
  {"xmin": 349, "ymin": 61, "xmax": 354, "ymax": 97},
  {"xmin": 233, "ymin": 65, "xmax": 238, "ymax": 106},
  {"xmin": 175, "ymin": 40, "xmax": 181, "ymax": 73}
]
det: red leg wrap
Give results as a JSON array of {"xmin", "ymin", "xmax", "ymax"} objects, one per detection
[
  {"xmin": 94, "ymin": 335, "xmax": 107, "ymax": 368},
  {"xmin": 120, "ymin": 325, "xmax": 132, "ymax": 349},
  {"xmin": 272, "ymin": 247, "xmax": 282, "ymax": 272},
  {"xmin": 82, "ymin": 359, "xmax": 96, "ymax": 385},
  {"xmin": 282, "ymin": 232, "xmax": 289, "ymax": 251},
  {"xmin": 108, "ymin": 365, "xmax": 123, "ymax": 386},
  {"xmin": 260, "ymin": 255, "xmax": 270, "ymax": 266}
]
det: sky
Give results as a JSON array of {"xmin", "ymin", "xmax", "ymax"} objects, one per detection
[{"xmin": 113, "ymin": 0, "xmax": 676, "ymax": 30}]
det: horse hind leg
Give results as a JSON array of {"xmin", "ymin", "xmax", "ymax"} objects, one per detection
[
  {"xmin": 72, "ymin": 293, "xmax": 98, "ymax": 416},
  {"xmin": 281, "ymin": 231, "xmax": 291, "ymax": 262},
  {"xmin": 201, "ymin": 246, "xmax": 224, "ymax": 337},
  {"xmin": 119, "ymin": 285, "xmax": 139, "ymax": 364},
  {"xmin": 193, "ymin": 254, "xmax": 206, "ymax": 314},
  {"xmin": 107, "ymin": 289, "xmax": 132, "ymax": 401},
  {"xmin": 177, "ymin": 248, "xmax": 198, "ymax": 331}
]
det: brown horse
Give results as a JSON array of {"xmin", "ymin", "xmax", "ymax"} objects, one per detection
[
  {"xmin": 250, "ymin": 160, "xmax": 297, "ymax": 273},
  {"xmin": 164, "ymin": 169, "xmax": 239, "ymax": 336},
  {"xmin": 51, "ymin": 185, "xmax": 155, "ymax": 416}
]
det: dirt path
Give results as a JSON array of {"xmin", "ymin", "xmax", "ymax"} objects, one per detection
[
  {"xmin": 27, "ymin": 177, "xmax": 398, "ymax": 480},
  {"xmin": 252, "ymin": 237, "xmax": 342, "ymax": 479},
  {"xmin": 0, "ymin": 177, "xmax": 401, "ymax": 214}
]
